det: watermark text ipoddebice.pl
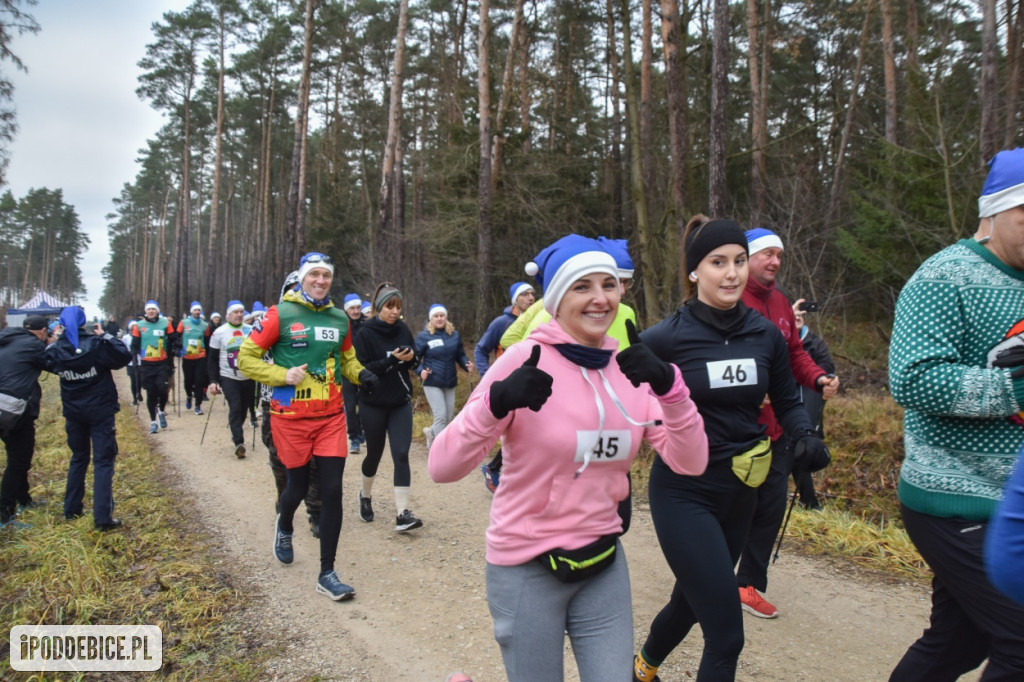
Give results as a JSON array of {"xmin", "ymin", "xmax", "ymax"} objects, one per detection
[{"xmin": 10, "ymin": 625, "xmax": 162, "ymax": 671}]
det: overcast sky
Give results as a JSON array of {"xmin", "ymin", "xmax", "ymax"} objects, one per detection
[{"xmin": 6, "ymin": 0, "xmax": 190, "ymax": 319}]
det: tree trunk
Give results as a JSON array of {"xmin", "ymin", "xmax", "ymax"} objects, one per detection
[
  {"xmin": 980, "ymin": 0, "xmax": 999, "ymax": 164},
  {"xmin": 746, "ymin": 0, "xmax": 767, "ymax": 224},
  {"xmin": 641, "ymin": 0, "xmax": 654, "ymax": 199},
  {"xmin": 708, "ymin": 0, "xmax": 729, "ymax": 217},
  {"xmin": 1004, "ymin": 0, "xmax": 1023, "ymax": 146},
  {"xmin": 661, "ymin": 0, "xmax": 689, "ymax": 294},
  {"xmin": 376, "ymin": 0, "xmax": 409, "ymax": 282},
  {"xmin": 880, "ymin": 0, "xmax": 898, "ymax": 146},
  {"xmin": 826, "ymin": 0, "xmax": 875, "ymax": 224},
  {"xmin": 606, "ymin": 0, "xmax": 623, "ymax": 237},
  {"xmin": 286, "ymin": 0, "xmax": 318, "ymax": 268},
  {"xmin": 621, "ymin": 0, "xmax": 658, "ymax": 323},
  {"xmin": 206, "ymin": 2, "xmax": 227, "ymax": 303},
  {"xmin": 491, "ymin": 0, "xmax": 526, "ymax": 192},
  {"xmin": 476, "ymin": 0, "xmax": 493, "ymax": 335}
]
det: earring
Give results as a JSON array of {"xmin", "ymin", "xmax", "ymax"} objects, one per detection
[{"xmin": 688, "ymin": 271, "xmax": 698, "ymax": 282}]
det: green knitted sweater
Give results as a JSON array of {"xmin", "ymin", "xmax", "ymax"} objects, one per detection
[{"xmin": 889, "ymin": 239, "xmax": 1024, "ymax": 520}]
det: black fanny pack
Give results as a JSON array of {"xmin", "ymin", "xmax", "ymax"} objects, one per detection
[{"xmin": 535, "ymin": 534, "xmax": 618, "ymax": 583}]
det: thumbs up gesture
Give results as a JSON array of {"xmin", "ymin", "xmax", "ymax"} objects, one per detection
[
  {"xmin": 488, "ymin": 345, "xmax": 554, "ymax": 419},
  {"xmin": 615, "ymin": 319, "xmax": 676, "ymax": 396}
]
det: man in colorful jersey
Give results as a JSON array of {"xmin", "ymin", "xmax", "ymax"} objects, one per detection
[
  {"xmin": 130, "ymin": 301, "xmax": 180, "ymax": 435},
  {"xmin": 237, "ymin": 252, "xmax": 376, "ymax": 602},
  {"xmin": 177, "ymin": 301, "xmax": 211, "ymax": 416},
  {"xmin": 207, "ymin": 301, "xmax": 254, "ymax": 459},
  {"xmin": 735, "ymin": 227, "xmax": 840, "ymax": 619}
]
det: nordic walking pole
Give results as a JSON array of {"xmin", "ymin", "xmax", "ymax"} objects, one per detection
[
  {"xmin": 176, "ymin": 356, "xmax": 182, "ymax": 417},
  {"xmin": 772, "ymin": 489, "xmax": 800, "ymax": 564},
  {"xmin": 200, "ymin": 393, "xmax": 217, "ymax": 445},
  {"xmin": 251, "ymin": 383, "xmax": 259, "ymax": 452}
]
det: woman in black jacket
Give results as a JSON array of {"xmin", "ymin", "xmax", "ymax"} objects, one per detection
[
  {"xmin": 352, "ymin": 283, "xmax": 422, "ymax": 532},
  {"xmin": 632, "ymin": 218, "xmax": 827, "ymax": 682}
]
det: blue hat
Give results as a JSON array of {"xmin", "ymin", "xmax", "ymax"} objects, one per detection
[
  {"xmin": 980, "ymin": 148, "xmax": 1024, "ymax": 218},
  {"xmin": 145, "ymin": 300, "xmax": 160, "ymax": 312},
  {"xmin": 597, "ymin": 237, "xmax": 634, "ymax": 279},
  {"xmin": 58, "ymin": 306, "xmax": 86, "ymax": 350},
  {"xmin": 344, "ymin": 293, "xmax": 363, "ymax": 309},
  {"xmin": 429, "ymin": 303, "xmax": 448, "ymax": 317},
  {"xmin": 361, "ymin": 302, "xmax": 371, "ymax": 316},
  {"xmin": 524, "ymin": 234, "xmax": 619, "ymax": 316},
  {"xmin": 226, "ymin": 300, "xmax": 245, "ymax": 315},
  {"xmin": 189, "ymin": 301, "xmax": 202, "ymax": 313},
  {"xmin": 252, "ymin": 301, "xmax": 266, "ymax": 313},
  {"xmin": 509, "ymin": 281, "xmax": 534, "ymax": 306},
  {"xmin": 297, "ymin": 251, "xmax": 335, "ymax": 283},
  {"xmin": 745, "ymin": 227, "xmax": 784, "ymax": 256}
]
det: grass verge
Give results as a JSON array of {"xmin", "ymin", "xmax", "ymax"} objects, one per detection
[{"xmin": 0, "ymin": 385, "xmax": 270, "ymax": 679}]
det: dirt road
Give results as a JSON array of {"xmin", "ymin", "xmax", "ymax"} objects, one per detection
[{"xmin": 126, "ymin": 374, "xmax": 974, "ymax": 681}]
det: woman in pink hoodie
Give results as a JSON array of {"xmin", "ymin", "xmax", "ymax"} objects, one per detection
[{"xmin": 429, "ymin": 234, "xmax": 708, "ymax": 682}]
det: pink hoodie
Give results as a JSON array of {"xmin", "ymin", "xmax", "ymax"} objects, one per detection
[{"xmin": 428, "ymin": 319, "xmax": 708, "ymax": 566}]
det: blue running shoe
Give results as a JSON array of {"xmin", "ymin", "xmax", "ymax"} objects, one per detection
[
  {"xmin": 149, "ymin": 421, "xmax": 159, "ymax": 434},
  {"xmin": 316, "ymin": 570, "xmax": 355, "ymax": 601},
  {"xmin": 158, "ymin": 411, "xmax": 168, "ymax": 429},
  {"xmin": 185, "ymin": 397, "xmax": 192, "ymax": 410},
  {"xmin": 274, "ymin": 514, "xmax": 294, "ymax": 565}
]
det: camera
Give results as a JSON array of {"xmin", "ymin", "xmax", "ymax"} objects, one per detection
[{"xmin": 799, "ymin": 301, "xmax": 819, "ymax": 313}]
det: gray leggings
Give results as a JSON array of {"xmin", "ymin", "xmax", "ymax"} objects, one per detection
[
  {"xmin": 485, "ymin": 540, "xmax": 633, "ymax": 682},
  {"xmin": 422, "ymin": 385, "xmax": 455, "ymax": 438}
]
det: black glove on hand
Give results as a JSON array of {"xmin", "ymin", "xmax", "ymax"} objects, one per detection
[
  {"xmin": 358, "ymin": 369, "xmax": 380, "ymax": 392},
  {"xmin": 993, "ymin": 345, "xmax": 1024, "ymax": 378},
  {"xmin": 793, "ymin": 432, "xmax": 830, "ymax": 473},
  {"xmin": 615, "ymin": 319, "xmax": 676, "ymax": 396},
  {"xmin": 489, "ymin": 345, "xmax": 553, "ymax": 419}
]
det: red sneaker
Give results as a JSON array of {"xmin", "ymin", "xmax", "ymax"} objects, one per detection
[{"xmin": 739, "ymin": 585, "xmax": 778, "ymax": 618}]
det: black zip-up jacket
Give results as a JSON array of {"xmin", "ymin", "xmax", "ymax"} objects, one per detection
[
  {"xmin": 640, "ymin": 302, "xmax": 813, "ymax": 466},
  {"xmin": 353, "ymin": 317, "xmax": 417, "ymax": 408},
  {"xmin": 44, "ymin": 330, "xmax": 132, "ymax": 422},
  {"xmin": 0, "ymin": 327, "xmax": 48, "ymax": 420}
]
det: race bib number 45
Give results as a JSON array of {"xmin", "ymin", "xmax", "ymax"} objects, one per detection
[
  {"xmin": 575, "ymin": 430, "xmax": 632, "ymax": 462},
  {"xmin": 313, "ymin": 327, "xmax": 339, "ymax": 342},
  {"xmin": 706, "ymin": 358, "xmax": 758, "ymax": 389}
]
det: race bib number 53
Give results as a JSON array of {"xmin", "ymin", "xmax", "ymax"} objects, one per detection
[
  {"xmin": 706, "ymin": 358, "xmax": 757, "ymax": 389},
  {"xmin": 314, "ymin": 327, "xmax": 339, "ymax": 342}
]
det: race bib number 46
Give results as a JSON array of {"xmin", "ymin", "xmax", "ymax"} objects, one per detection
[
  {"xmin": 706, "ymin": 358, "xmax": 758, "ymax": 389},
  {"xmin": 575, "ymin": 430, "xmax": 632, "ymax": 462},
  {"xmin": 313, "ymin": 327, "xmax": 339, "ymax": 342}
]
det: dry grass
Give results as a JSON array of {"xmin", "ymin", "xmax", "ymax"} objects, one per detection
[{"xmin": 0, "ymin": 385, "xmax": 270, "ymax": 679}]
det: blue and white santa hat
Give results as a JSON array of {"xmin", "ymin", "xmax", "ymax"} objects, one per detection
[
  {"xmin": 190, "ymin": 301, "xmax": 203, "ymax": 314},
  {"xmin": 524, "ymin": 234, "xmax": 619, "ymax": 316},
  {"xmin": 226, "ymin": 300, "xmax": 245, "ymax": 315},
  {"xmin": 343, "ymin": 293, "xmax": 362, "ymax": 310},
  {"xmin": 145, "ymin": 300, "xmax": 160, "ymax": 313},
  {"xmin": 297, "ymin": 251, "xmax": 335, "ymax": 283},
  {"xmin": 745, "ymin": 227, "xmax": 784, "ymax": 256},
  {"xmin": 429, "ymin": 303, "xmax": 448, "ymax": 317},
  {"xmin": 597, "ymin": 237, "xmax": 634, "ymax": 279},
  {"xmin": 360, "ymin": 302, "xmax": 371, "ymax": 316},
  {"xmin": 509, "ymin": 281, "xmax": 534, "ymax": 306},
  {"xmin": 979, "ymin": 148, "xmax": 1024, "ymax": 218}
]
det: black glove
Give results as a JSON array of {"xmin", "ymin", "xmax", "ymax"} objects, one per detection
[
  {"xmin": 993, "ymin": 345, "xmax": 1024, "ymax": 378},
  {"xmin": 358, "ymin": 369, "xmax": 380, "ymax": 392},
  {"xmin": 615, "ymin": 319, "xmax": 676, "ymax": 396},
  {"xmin": 489, "ymin": 345, "xmax": 553, "ymax": 419},
  {"xmin": 792, "ymin": 432, "xmax": 830, "ymax": 473}
]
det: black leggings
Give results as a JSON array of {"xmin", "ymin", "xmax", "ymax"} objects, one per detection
[
  {"xmin": 141, "ymin": 363, "xmax": 172, "ymax": 420},
  {"xmin": 181, "ymin": 357, "xmax": 208, "ymax": 406},
  {"xmin": 279, "ymin": 455, "xmax": 345, "ymax": 573},
  {"xmin": 360, "ymin": 402, "xmax": 412, "ymax": 486},
  {"xmin": 642, "ymin": 457, "xmax": 758, "ymax": 681}
]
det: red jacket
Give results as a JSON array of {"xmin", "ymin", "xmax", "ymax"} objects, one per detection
[{"xmin": 742, "ymin": 276, "xmax": 826, "ymax": 440}]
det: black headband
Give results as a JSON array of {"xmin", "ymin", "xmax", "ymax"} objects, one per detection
[{"xmin": 685, "ymin": 219, "xmax": 749, "ymax": 273}]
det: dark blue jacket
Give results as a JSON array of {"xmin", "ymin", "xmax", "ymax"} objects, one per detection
[
  {"xmin": 473, "ymin": 306, "xmax": 517, "ymax": 377},
  {"xmin": 640, "ymin": 302, "xmax": 812, "ymax": 466},
  {"xmin": 415, "ymin": 327, "xmax": 470, "ymax": 388},
  {"xmin": 0, "ymin": 327, "xmax": 48, "ymax": 420},
  {"xmin": 45, "ymin": 329, "xmax": 132, "ymax": 422}
]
